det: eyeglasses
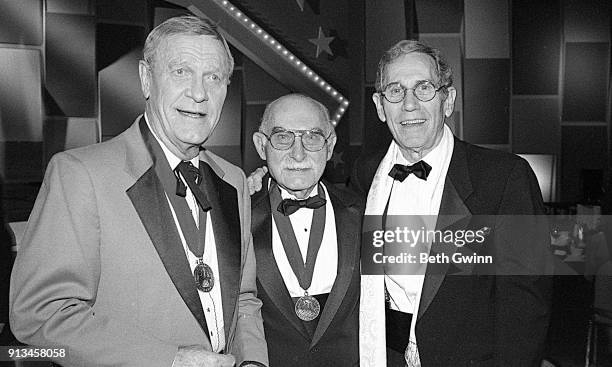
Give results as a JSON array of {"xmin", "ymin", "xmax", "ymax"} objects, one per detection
[
  {"xmin": 381, "ymin": 80, "xmax": 447, "ymax": 103},
  {"xmin": 260, "ymin": 129, "xmax": 331, "ymax": 152}
]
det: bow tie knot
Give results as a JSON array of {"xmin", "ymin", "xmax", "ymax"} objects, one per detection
[
  {"xmin": 175, "ymin": 161, "xmax": 202, "ymax": 197},
  {"xmin": 278, "ymin": 195, "xmax": 327, "ymax": 216},
  {"xmin": 388, "ymin": 161, "xmax": 432, "ymax": 182}
]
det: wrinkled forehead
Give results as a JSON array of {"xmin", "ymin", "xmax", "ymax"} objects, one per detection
[
  {"xmin": 383, "ymin": 52, "xmax": 439, "ymax": 86},
  {"xmin": 154, "ymin": 34, "xmax": 230, "ymax": 68},
  {"xmin": 270, "ymin": 98, "xmax": 329, "ymax": 131}
]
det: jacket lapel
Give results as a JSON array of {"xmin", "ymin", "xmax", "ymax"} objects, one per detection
[
  {"xmin": 418, "ymin": 139, "xmax": 473, "ymax": 320},
  {"xmin": 199, "ymin": 162, "xmax": 241, "ymax": 341},
  {"xmin": 251, "ymin": 182, "xmax": 312, "ymax": 340},
  {"xmin": 124, "ymin": 119, "xmax": 209, "ymax": 337},
  {"xmin": 311, "ymin": 184, "xmax": 361, "ymax": 347}
]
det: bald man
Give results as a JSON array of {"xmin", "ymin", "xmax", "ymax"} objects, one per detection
[{"xmin": 250, "ymin": 94, "xmax": 362, "ymax": 366}]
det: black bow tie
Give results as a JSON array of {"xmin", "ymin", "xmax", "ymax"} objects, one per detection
[
  {"xmin": 277, "ymin": 196, "xmax": 327, "ymax": 216},
  {"xmin": 388, "ymin": 161, "xmax": 432, "ymax": 182},
  {"xmin": 174, "ymin": 160, "xmax": 212, "ymax": 211},
  {"xmin": 175, "ymin": 161, "xmax": 201, "ymax": 197}
]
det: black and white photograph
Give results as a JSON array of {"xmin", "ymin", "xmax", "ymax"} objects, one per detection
[{"xmin": 0, "ymin": 0, "xmax": 611, "ymax": 366}]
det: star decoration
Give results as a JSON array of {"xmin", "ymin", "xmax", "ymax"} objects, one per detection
[
  {"xmin": 308, "ymin": 27, "xmax": 334, "ymax": 58},
  {"xmin": 295, "ymin": 0, "xmax": 305, "ymax": 11},
  {"xmin": 330, "ymin": 151, "xmax": 344, "ymax": 168}
]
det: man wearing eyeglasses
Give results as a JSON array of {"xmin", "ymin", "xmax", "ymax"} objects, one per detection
[
  {"xmin": 355, "ymin": 40, "xmax": 552, "ymax": 366},
  {"xmin": 251, "ymin": 94, "xmax": 362, "ymax": 366}
]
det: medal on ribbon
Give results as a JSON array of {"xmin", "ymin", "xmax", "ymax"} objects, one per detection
[
  {"xmin": 295, "ymin": 292, "xmax": 321, "ymax": 321},
  {"xmin": 171, "ymin": 162, "xmax": 214, "ymax": 293},
  {"xmin": 269, "ymin": 181, "xmax": 327, "ymax": 322},
  {"xmin": 194, "ymin": 258, "xmax": 215, "ymax": 292}
]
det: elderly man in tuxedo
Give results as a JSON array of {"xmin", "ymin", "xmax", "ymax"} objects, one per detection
[
  {"xmin": 355, "ymin": 40, "xmax": 553, "ymax": 366},
  {"xmin": 10, "ymin": 15, "xmax": 267, "ymax": 367},
  {"xmin": 250, "ymin": 94, "xmax": 362, "ymax": 366}
]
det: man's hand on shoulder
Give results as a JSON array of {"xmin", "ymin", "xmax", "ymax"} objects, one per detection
[
  {"xmin": 247, "ymin": 166, "xmax": 268, "ymax": 195},
  {"xmin": 172, "ymin": 346, "xmax": 235, "ymax": 367}
]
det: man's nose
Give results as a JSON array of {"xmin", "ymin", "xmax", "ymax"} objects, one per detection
[
  {"xmin": 402, "ymin": 91, "xmax": 419, "ymax": 111},
  {"xmin": 186, "ymin": 77, "xmax": 209, "ymax": 102},
  {"xmin": 290, "ymin": 136, "xmax": 306, "ymax": 161}
]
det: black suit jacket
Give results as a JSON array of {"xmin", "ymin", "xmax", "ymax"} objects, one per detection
[
  {"xmin": 251, "ymin": 179, "xmax": 363, "ymax": 366},
  {"xmin": 353, "ymin": 138, "xmax": 553, "ymax": 367}
]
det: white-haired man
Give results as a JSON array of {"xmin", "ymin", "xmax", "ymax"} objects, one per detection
[{"xmin": 11, "ymin": 15, "xmax": 267, "ymax": 367}]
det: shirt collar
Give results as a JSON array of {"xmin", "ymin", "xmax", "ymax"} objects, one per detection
[
  {"xmin": 144, "ymin": 112, "xmax": 199, "ymax": 170},
  {"xmin": 266, "ymin": 176, "xmax": 322, "ymax": 200},
  {"xmin": 279, "ymin": 184, "xmax": 320, "ymax": 200},
  {"xmin": 393, "ymin": 124, "xmax": 454, "ymax": 183}
]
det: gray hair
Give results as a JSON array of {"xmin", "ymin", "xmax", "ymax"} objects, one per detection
[
  {"xmin": 375, "ymin": 40, "xmax": 453, "ymax": 93},
  {"xmin": 143, "ymin": 15, "xmax": 234, "ymax": 79},
  {"xmin": 259, "ymin": 94, "xmax": 335, "ymax": 136}
]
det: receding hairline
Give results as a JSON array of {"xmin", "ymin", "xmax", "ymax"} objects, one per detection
[
  {"xmin": 375, "ymin": 40, "xmax": 453, "ymax": 93},
  {"xmin": 380, "ymin": 50, "xmax": 438, "ymax": 87},
  {"xmin": 259, "ymin": 94, "xmax": 334, "ymax": 135},
  {"xmin": 142, "ymin": 15, "xmax": 234, "ymax": 78}
]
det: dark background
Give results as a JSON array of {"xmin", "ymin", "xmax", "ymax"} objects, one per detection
[{"xmin": 0, "ymin": 0, "xmax": 611, "ymax": 365}]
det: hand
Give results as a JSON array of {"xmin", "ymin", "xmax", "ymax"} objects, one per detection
[
  {"xmin": 247, "ymin": 166, "xmax": 268, "ymax": 195},
  {"xmin": 172, "ymin": 346, "xmax": 235, "ymax": 367}
]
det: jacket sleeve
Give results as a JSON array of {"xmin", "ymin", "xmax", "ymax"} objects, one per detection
[
  {"xmin": 494, "ymin": 158, "xmax": 553, "ymax": 366},
  {"xmin": 9, "ymin": 152, "xmax": 178, "ymax": 367},
  {"xmin": 227, "ymin": 169, "xmax": 268, "ymax": 366}
]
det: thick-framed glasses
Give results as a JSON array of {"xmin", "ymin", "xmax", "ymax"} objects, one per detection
[
  {"xmin": 381, "ymin": 80, "xmax": 447, "ymax": 103},
  {"xmin": 260, "ymin": 129, "xmax": 332, "ymax": 151}
]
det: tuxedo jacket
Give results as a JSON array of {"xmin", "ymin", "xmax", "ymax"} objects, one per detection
[
  {"xmin": 353, "ymin": 138, "xmax": 553, "ymax": 367},
  {"xmin": 251, "ymin": 179, "xmax": 363, "ymax": 366},
  {"xmin": 10, "ymin": 118, "xmax": 267, "ymax": 366}
]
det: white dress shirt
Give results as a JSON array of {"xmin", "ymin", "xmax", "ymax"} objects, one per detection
[
  {"xmin": 271, "ymin": 182, "xmax": 338, "ymax": 297},
  {"xmin": 145, "ymin": 115, "xmax": 225, "ymax": 352},
  {"xmin": 385, "ymin": 124, "xmax": 454, "ymax": 354}
]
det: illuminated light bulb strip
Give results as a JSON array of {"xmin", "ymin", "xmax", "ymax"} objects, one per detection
[{"xmin": 216, "ymin": 0, "xmax": 349, "ymax": 125}]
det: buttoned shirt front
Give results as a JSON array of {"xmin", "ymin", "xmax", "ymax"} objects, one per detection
[
  {"xmin": 270, "ymin": 181, "xmax": 338, "ymax": 297},
  {"xmin": 145, "ymin": 114, "xmax": 225, "ymax": 352},
  {"xmin": 385, "ymin": 124, "xmax": 454, "ymax": 350}
]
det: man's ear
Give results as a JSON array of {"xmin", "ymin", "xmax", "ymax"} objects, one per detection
[
  {"xmin": 443, "ymin": 86, "xmax": 456, "ymax": 118},
  {"xmin": 372, "ymin": 93, "xmax": 387, "ymax": 122},
  {"xmin": 252, "ymin": 132, "xmax": 268, "ymax": 161},
  {"xmin": 325, "ymin": 135, "xmax": 338, "ymax": 161},
  {"xmin": 138, "ymin": 60, "xmax": 152, "ymax": 99}
]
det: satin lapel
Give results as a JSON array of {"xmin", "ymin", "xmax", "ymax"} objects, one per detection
[
  {"xmin": 418, "ymin": 140, "xmax": 473, "ymax": 320},
  {"xmin": 251, "ymin": 185, "xmax": 311, "ymax": 340},
  {"xmin": 199, "ymin": 162, "xmax": 241, "ymax": 340},
  {"xmin": 311, "ymin": 186, "xmax": 360, "ymax": 347},
  {"xmin": 126, "ymin": 167, "xmax": 209, "ymax": 336}
]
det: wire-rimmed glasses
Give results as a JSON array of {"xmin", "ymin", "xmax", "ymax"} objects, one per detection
[
  {"xmin": 381, "ymin": 80, "xmax": 448, "ymax": 103},
  {"xmin": 260, "ymin": 129, "xmax": 332, "ymax": 152}
]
